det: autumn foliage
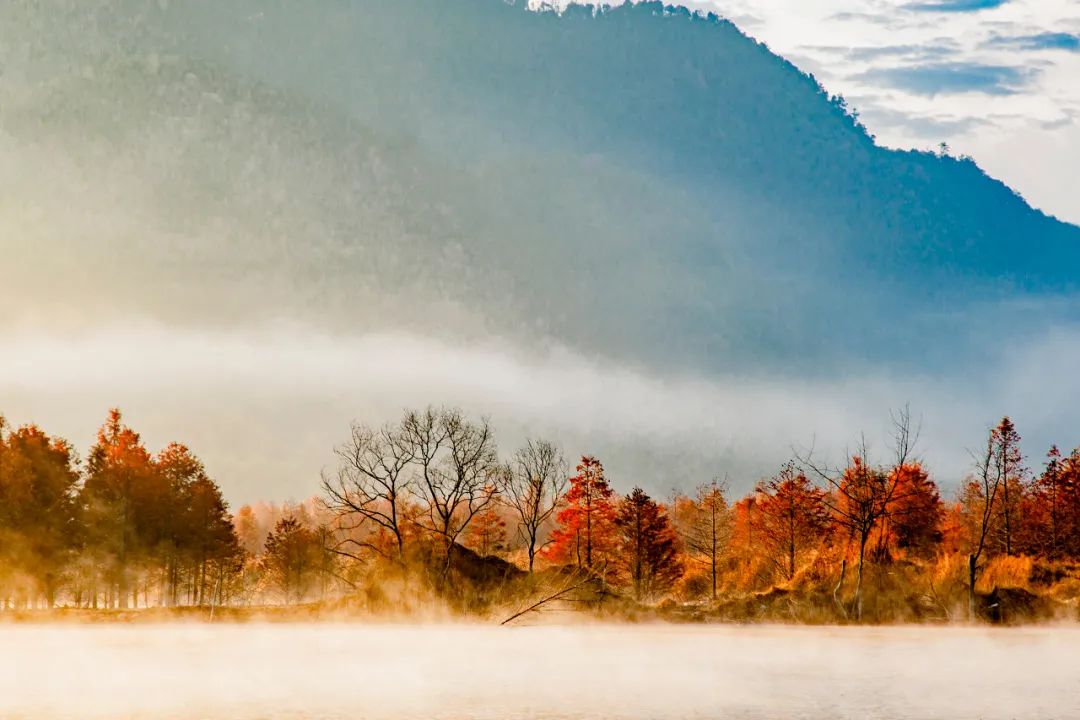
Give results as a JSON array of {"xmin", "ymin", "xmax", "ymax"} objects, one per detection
[
  {"xmin": 5, "ymin": 406, "xmax": 1080, "ymax": 623},
  {"xmin": 543, "ymin": 456, "xmax": 617, "ymax": 572},
  {"xmin": 753, "ymin": 465, "xmax": 831, "ymax": 581},
  {"xmin": 1, "ymin": 410, "xmax": 241, "ymax": 609}
]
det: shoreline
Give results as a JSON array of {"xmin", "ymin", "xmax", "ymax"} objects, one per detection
[{"xmin": 2, "ymin": 603, "xmax": 1076, "ymax": 627}]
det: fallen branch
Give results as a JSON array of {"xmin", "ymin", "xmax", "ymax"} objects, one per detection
[{"xmin": 500, "ymin": 573, "xmax": 595, "ymax": 626}]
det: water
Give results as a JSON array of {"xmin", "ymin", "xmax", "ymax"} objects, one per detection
[{"xmin": 3, "ymin": 623, "xmax": 1078, "ymax": 719}]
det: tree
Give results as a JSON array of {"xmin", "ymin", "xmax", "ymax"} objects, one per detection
[
  {"xmin": 322, "ymin": 420, "xmax": 415, "ymax": 564},
  {"xmin": 1025, "ymin": 446, "xmax": 1065, "ymax": 557},
  {"xmin": 405, "ymin": 408, "xmax": 499, "ymax": 565},
  {"xmin": 464, "ymin": 507, "xmax": 507, "ymax": 557},
  {"xmin": 799, "ymin": 407, "xmax": 918, "ymax": 620},
  {"xmin": 1020, "ymin": 446, "xmax": 1080, "ymax": 559},
  {"xmin": 233, "ymin": 504, "xmax": 264, "ymax": 555},
  {"xmin": 615, "ymin": 488, "xmax": 682, "ymax": 601},
  {"xmin": 544, "ymin": 456, "xmax": 617, "ymax": 572},
  {"xmin": 833, "ymin": 455, "xmax": 890, "ymax": 619},
  {"xmin": 0, "ymin": 421, "xmax": 80, "ymax": 608},
  {"xmin": 992, "ymin": 417, "xmax": 1025, "ymax": 556},
  {"xmin": 679, "ymin": 479, "xmax": 729, "ymax": 599},
  {"xmin": 961, "ymin": 424, "xmax": 1007, "ymax": 618},
  {"xmin": 262, "ymin": 516, "xmax": 327, "ymax": 604},
  {"xmin": 754, "ymin": 464, "xmax": 830, "ymax": 582},
  {"xmin": 883, "ymin": 463, "xmax": 942, "ymax": 558},
  {"xmin": 80, "ymin": 409, "xmax": 158, "ymax": 609},
  {"xmin": 155, "ymin": 441, "xmax": 198, "ymax": 606},
  {"xmin": 499, "ymin": 439, "xmax": 567, "ymax": 573},
  {"xmin": 184, "ymin": 472, "xmax": 242, "ymax": 607},
  {"xmin": 727, "ymin": 493, "xmax": 759, "ymax": 579}
]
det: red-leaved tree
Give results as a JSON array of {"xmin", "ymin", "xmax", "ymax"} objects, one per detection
[
  {"xmin": 754, "ymin": 463, "xmax": 830, "ymax": 581},
  {"xmin": 543, "ymin": 456, "xmax": 617, "ymax": 573}
]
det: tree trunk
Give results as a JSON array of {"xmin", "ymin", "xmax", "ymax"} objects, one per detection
[
  {"xmin": 968, "ymin": 553, "xmax": 977, "ymax": 621},
  {"xmin": 585, "ymin": 496, "xmax": 593, "ymax": 570},
  {"xmin": 710, "ymin": 551, "xmax": 717, "ymax": 602},
  {"xmin": 833, "ymin": 559, "xmax": 847, "ymax": 619},
  {"xmin": 788, "ymin": 539, "xmax": 796, "ymax": 581},
  {"xmin": 711, "ymin": 506, "xmax": 718, "ymax": 601},
  {"xmin": 854, "ymin": 532, "xmax": 868, "ymax": 622},
  {"xmin": 1002, "ymin": 479, "xmax": 1013, "ymax": 556}
]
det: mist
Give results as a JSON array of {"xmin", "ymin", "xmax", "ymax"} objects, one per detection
[
  {"xmin": 3, "ymin": 624, "xmax": 1079, "ymax": 719},
  {"xmin": 2, "ymin": 321, "xmax": 1078, "ymax": 503}
]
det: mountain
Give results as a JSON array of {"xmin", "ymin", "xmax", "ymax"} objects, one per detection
[{"xmin": 2, "ymin": 0, "xmax": 1078, "ymax": 375}]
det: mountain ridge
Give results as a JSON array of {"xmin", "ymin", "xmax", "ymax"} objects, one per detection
[{"xmin": 1, "ymin": 0, "xmax": 1077, "ymax": 375}]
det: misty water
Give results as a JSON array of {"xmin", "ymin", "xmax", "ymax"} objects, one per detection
[{"xmin": 4, "ymin": 623, "xmax": 1078, "ymax": 719}]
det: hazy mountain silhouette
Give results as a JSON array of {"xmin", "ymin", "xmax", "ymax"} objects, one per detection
[{"xmin": 2, "ymin": 0, "xmax": 1077, "ymax": 375}]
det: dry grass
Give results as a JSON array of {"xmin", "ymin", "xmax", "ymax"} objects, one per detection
[{"xmin": 978, "ymin": 555, "xmax": 1034, "ymax": 593}]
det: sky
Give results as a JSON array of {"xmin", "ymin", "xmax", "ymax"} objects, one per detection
[
  {"xmin": 579, "ymin": 0, "xmax": 1080, "ymax": 225},
  {"xmin": 1, "ymin": 0, "xmax": 1078, "ymax": 505}
]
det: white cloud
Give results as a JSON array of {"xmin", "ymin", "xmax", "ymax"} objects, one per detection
[
  {"xmin": 726, "ymin": 0, "xmax": 1080, "ymax": 223},
  {"xmin": 548, "ymin": 0, "xmax": 1080, "ymax": 224},
  {"xmin": 2, "ymin": 321, "xmax": 1073, "ymax": 503}
]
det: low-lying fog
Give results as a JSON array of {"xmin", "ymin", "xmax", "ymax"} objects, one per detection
[{"xmin": 5, "ymin": 624, "xmax": 1078, "ymax": 719}]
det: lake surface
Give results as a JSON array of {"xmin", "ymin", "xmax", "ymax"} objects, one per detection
[{"xmin": 3, "ymin": 623, "xmax": 1078, "ymax": 719}]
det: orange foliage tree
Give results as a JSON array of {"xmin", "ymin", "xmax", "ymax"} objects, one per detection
[
  {"xmin": 727, "ymin": 493, "xmax": 761, "ymax": 583},
  {"xmin": 754, "ymin": 463, "xmax": 830, "ymax": 581},
  {"xmin": 881, "ymin": 463, "xmax": 943, "ymax": 558},
  {"xmin": 991, "ymin": 417, "xmax": 1026, "ymax": 556},
  {"xmin": 262, "ymin": 516, "xmax": 330, "ymax": 604},
  {"xmin": 544, "ymin": 456, "xmax": 617, "ymax": 572},
  {"xmin": 465, "ymin": 507, "xmax": 508, "ymax": 557},
  {"xmin": 77, "ymin": 410, "xmax": 240, "ymax": 609},
  {"xmin": 1022, "ymin": 446, "xmax": 1080, "ymax": 558},
  {"xmin": 679, "ymin": 480, "xmax": 730, "ymax": 599},
  {"xmin": 0, "ymin": 420, "xmax": 80, "ymax": 607},
  {"xmin": 81, "ymin": 409, "xmax": 160, "ymax": 609}
]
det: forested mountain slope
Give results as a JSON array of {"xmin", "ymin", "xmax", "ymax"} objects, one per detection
[{"xmin": 1, "ymin": 0, "xmax": 1076, "ymax": 373}]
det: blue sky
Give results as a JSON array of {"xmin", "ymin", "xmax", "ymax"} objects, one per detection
[{"xmin": 547, "ymin": 0, "xmax": 1080, "ymax": 225}]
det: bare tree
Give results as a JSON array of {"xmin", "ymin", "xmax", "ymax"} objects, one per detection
[
  {"xmin": 965, "ymin": 426, "xmax": 1005, "ymax": 619},
  {"xmin": 405, "ymin": 408, "xmax": 499, "ymax": 565},
  {"xmin": 798, "ymin": 406, "xmax": 919, "ymax": 621},
  {"xmin": 500, "ymin": 439, "xmax": 567, "ymax": 573},
  {"xmin": 321, "ymin": 420, "xmax": 415, "ymax": 564}
]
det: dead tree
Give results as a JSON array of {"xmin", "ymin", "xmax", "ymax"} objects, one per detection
[
  {"xmin": 499, "ymin": 439, "xmax": 567, "ymax": 573},
  {"xmin": 321, "ymin": 420, "xmax": 415, "ymax": 564}
]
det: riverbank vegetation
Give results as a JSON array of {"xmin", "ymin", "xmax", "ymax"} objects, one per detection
[{"xmin": 2, "ymin": 408, "xmax": 1080, "ymax": 625}]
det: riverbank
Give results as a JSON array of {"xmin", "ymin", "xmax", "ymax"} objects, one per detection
[{"xmin": 3, "ymin": 587, "xmax": 1077, "ymax": 626}]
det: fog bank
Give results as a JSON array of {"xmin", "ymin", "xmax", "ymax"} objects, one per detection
[
  {"xmin": 3, "ymin": 624, "xmax": 1078, "ymax": 719},
  {"xmin": 3, "ymin": 322, "xmax": 1079, "ymax": 503}
]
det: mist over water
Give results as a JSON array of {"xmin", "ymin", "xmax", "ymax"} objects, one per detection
[{"xmin": 5, "ymin": 624, "xmax": 1079, "ymax": 719}]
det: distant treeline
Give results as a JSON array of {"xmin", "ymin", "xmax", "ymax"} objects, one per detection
[{"xmin": 2, "ymin": 407, "xmax": 1080, "ymax": 622}]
